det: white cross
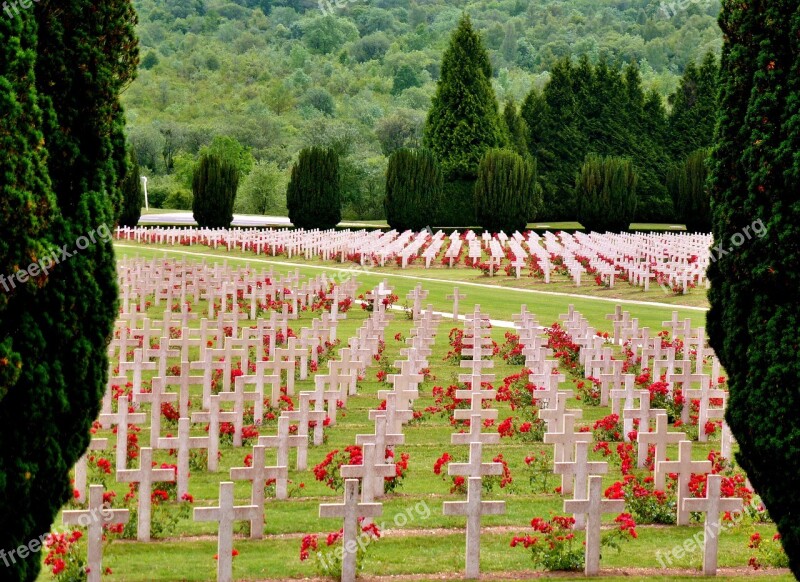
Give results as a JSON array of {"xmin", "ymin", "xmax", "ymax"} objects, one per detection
[
  {"xmin": 319, "ymin": 479, "xmax": 383, "ymax": 582},
  {"xmin": 446, "ymin": 288, "xmax": 467, "ymax": 321},
  {"xmin": 443, "ymin": 476, "xmax": 505, "ymax": 579},
  {"xmin": 622, "ymin": 390, "xmax": 652, "ymax": 443},
  {"xmin": 658, "ymin": 440, "xmax": 712, "ymax": 524},
  {"xmin": 637, "ymin": 412, "xmax": 685, "ymax": 469},
  {"xmin": 194, "ymin": 481, "xmax": 260, "ymax": 582},
  {"xmin": 116, "ymin": 447, "xmax": 176, "ymax": 541},
  {"xmin": 73, "ymin": 438, "xmax": 110, "ymax": 504},
  {"xmin": 341, "ymin": 442, "xmax": 396, "ymax": 503},
  {"xmin": 259, "ymin": 416, "xmax": 306, "ymax": 497},
  {"xmin": 555, "ymin": 440, "xmax": 608, "ymax": 500},
  {"xmin": 544, "ymin": 414, "xmax": 592, "ymax": 464},
  {"xmin": 451, "ymin": 413, "xmax": 500, "ymax": 446},
  {"xmin": 156, "ymin": 417, "xmax": 209, "ymax": 498},
  {"xmin": 564, "ymin": 475, "xmax": 626, "ymax": 576},
  {"xmin": 229, "ymin": 445, "xmax": 287, "ymax": 539},
  {"xmin": 97, "ymin": 395, "xmax": 146, "ymax": 471},
  {"xmin": 62, "ymin": 485, "xmax": 129, "ymax": 582},
  {"xmin": 682, "ymin": 474, "xmax": 744, "ymax": 575}
]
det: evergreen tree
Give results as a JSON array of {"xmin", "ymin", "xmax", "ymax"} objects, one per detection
[
  {"xmin": 119, "ymin": 150, "xmax": 144, "ymax": 227},
  {"xmin": 384, "ymin": 149, "xmax": 443, "ymax": 231},
  {"xmin": 286, "ymin": 146, "xmax": 342, "ymax": 230},
  {"xmin": 523, "ymin": 59, "xmax": 584, "ymax": 220},
  {"xmin": 474, "ymin": 149, "xmax": 540, "ymax": 234},
  {"xmin": 575, "ymin": 154, "xmax": 637, "ymax": 232},
  {"xmin": 667, "ymin": 148, "xmax": 712, "ymax": 232},
  {"xmin": 707, "ymin": 2, "xmax": 800, "ymax": 575},
  {"xmin": 668, "ymin": 53, "xmax": 719, "ymax": 161},
  {"xmin": 423, "ymin": 13, "xmax": 503, "ymax": 225},
  {"xmin": 192, "ymin": 154, "xmax": 239, "ymax": 229},
  {"xmin": 0, "ymin": 2, "xmax": 138, "ymax": 579},
  {"xmin": 502, "ymin": 98, "xmax": 529, "ymax": 157}
]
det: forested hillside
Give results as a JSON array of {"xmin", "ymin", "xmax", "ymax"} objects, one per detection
[{"xmin": 124, "ymin": 0, "xmax": 722, "ymax": 221}]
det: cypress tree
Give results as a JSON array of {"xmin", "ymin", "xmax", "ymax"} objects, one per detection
[
  {"xmin": 707, "ymin": 2, "xmax": 800, "ymax": 574},
  {"xmin": 423, "ymin": 13, "xmax": 503, "ymax": 226},
  {"xmin": 119, "ymin": 150, "xmax": 144, "ymax": 228},
  {"xmin": 286, "ymin": 146, "xmax": 342, "ymax": 230},
  {"xmin": 575, "ymin": 154, "xmax": 637, "ymax": 232},
  {"xmin": 667, "ymin": 148, "xmax": 712, "ymax": 232},
  {"xmin": 668, "ymin": 53, "xmax": 719, "ymax": 161},
  {"xmin": 192, "ymin": 153, "xmax": 239, "ymax": 229},
  {"xmin": 523, "ymin": 59, "xmax": 585, "ymax": 220},
  {"xmin": 384, "ymin": 149, "xmax": 443, "ymax": 232},
  {"xmin": 474, "ymin": 149, "xmax": 540, "ymax": 234},
  {"xmin": 502, "ymin": 98, "xmax": 529, "ymax": 157},
  {"xmin": 0, "ymin": 1, "xmax": 138, "ymax": 579}
]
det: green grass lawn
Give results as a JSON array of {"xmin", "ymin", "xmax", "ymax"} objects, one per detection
[{"xmin": 32, "ymin": 244, "xmax": 786, "ymax": 581}]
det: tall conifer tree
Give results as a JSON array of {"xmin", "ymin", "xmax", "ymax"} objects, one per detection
[
  {"xmin": 0, "ymin": 2, "xmax": 138, "ymax": 579},
  {"xmin": 424, "ymin": 14, "xmax": 503, "ymax": 225},
  {"xmin": 707, "ymin": 1, "xmax": 800, "ymax": 575}
]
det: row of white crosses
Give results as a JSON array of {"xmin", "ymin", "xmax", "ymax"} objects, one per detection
[
  {"xmin": 443, "ymin": 307, "xmax": 506, "ymax": 579},
  {"xmin": 306, "ymin": 286, "xmax": 434, "ymax": 582},
  {"xmin": 116, "ymin": 228, "xmax": 716, "ymax": 293}
]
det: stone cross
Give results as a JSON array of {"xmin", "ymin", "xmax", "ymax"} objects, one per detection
[
  {"xmin": 622, "ymin": 390, "xmax": 652, "ymax": 443},
  {"xmin": 97, "ymin": 395, "xmax": 146, "ymax": 471},
  {"xmin": 452, "ymin": 390, "xmax": 498, "ymax": 423},
  {"xmin": 544, "ymin": 414, "xmax": 592, "ymax": 464},
  {"xmin": 563, "ymin": 475, "xmax": 626, "ymax": 576},
  {"xmin": 554, "ymin": 440, "xmax": 608, "ymax": 500},
  {"xmin": 451, "ymin": 413, "xmax": 500, "ymax": 446},
  {"xmin": 73, "ymin": 438, "xmax": 110, "ymax": 504},
  {"xmin": 443, "ymin": 476, "xmax": 506, "ymax": 579},
  {"xmin": 538, "ymin": 391, "xmax": 582, "ymax": 433},
  {"xmin": 116, "ymin": 447, "xmax": 176, "ymax": 541},
  {"xmin": 368, "ymin": 392, "xmax": 413, "ymax": 434},
  {"xmin": 341, "ymin": 442, "xmax": 395, "ymax": 503},
  {"xmin": 194, "ymin": 481, "xmax": 260, "ymax": 582},
  {"xmin": 319, "ymin": 479, "xmax": 383, "ymax": 582},
  {"xmin": 446, "ymin": 288, "xmax": 466, "ymax": 322},
  {"xmin": 156, "ymin": 416, "xmax": 209, "ymax": 498},
  {"xmin": 62, "ymin": 485, "xmax": 129, "ymax": 582},
  {"xmin": 229, "ymin": 445, "xmax": 287, "ymax": 539},
  {"xmin": 282, "ymin": 392, "xmax": 327, "ymax": 467},
  {"xmin": 259, "ymin": 416, "xmax": 306, "ymax": 496},
  {"xmin": 191, "ymin": 394, "xmax": 234, "ymax": 472},
  {"xmin": 658, "ymin": 440, "xmax": 712, "ymax": 524},
  {"xmin": 636, "ymin": 412, "xmax": 685, "ymax": 469},
  {"xmin": 682, "ymin": 474, "xmax": 744, "ymax": 576},
  {"xmin": 355, "ymin": 414, "xmax": 405, "ymax": 497},
  {"xmin": 161, "ymin": 361, "xmax": 205, "ymax": 418}
]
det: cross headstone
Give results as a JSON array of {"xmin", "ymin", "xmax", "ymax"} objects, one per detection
[
  {"xmin": 544, "ymin": 414, "xmax": 592, "ymax": 464},
  {"xmin": 443, "ymin": 476, "xmax": 505, "ymax": 579},
  {"xmin": 259, "ymin": 416, "xmax": 305, "ymax": 496},
  {"xmin": 446, "ymin": 288, "xmax": 467, "ymax": 322},
  {"xmin": 637, "ymin": 412, "xmax": 685, "ymax": 469},
  {"xmin": 97, "ymin": 395, "xmax": 146, "ymax": 471},
  {"xmin": 194, "ymin": 481, "xmax": 260, "ymax": 582},
  {"xmin": 229, "ymin": 445, "xmax": 287, "ymax": 539},
  {"xmin": 62, "ymin": 485, "xmax": 129, "ymax": 582},
  {"xmin": 73, "ymin": 438, "xmax": 110, "ymax": 504},
  {"xmin": 319, "ymin": 479, "xmax": 383, "ymax": 582},
  {"xmin": 563, "ymin": 475, "xmax": 626, "ymax": 576},
  {"xmin": 116, "ymin": 447, "xmax": 176, "ymax": 541},
  {"xmin": 156, "ymin": 417, "xmax": 209, "ymax": 498},
  {"xmin": 682, "ymin": 474, "xmax": 744, "ymax": 576},
  {"xmin": 341, "ymin": 442, "xmax": 395, "ymax": 503},
  {"xmin": 555, "ymin": 440, "xmax": 608, "ymax": 500},
  {"xmin": 658, "ymin": 440, "xmax": 712, "ymax": 524}
]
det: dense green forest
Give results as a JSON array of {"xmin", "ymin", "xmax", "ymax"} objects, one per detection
[{"xmin": 124, "ymin": 0, "xmax": 722, "ymax": 222}]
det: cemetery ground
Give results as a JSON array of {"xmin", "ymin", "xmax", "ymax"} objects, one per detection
[{"xmin": 36, "ymin": 242, "xmax": 790, "ymax": 581}]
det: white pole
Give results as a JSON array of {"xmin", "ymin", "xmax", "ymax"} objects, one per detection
[{"xmin": 141, "ymin": 176, "xmax": 149, "ymax": 211}]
